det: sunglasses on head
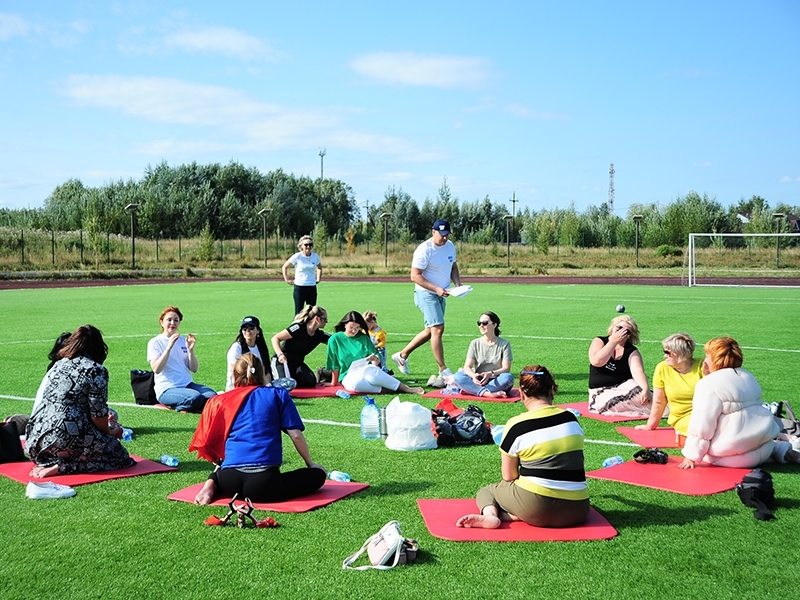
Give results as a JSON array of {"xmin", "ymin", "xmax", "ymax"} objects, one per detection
[{"xmin": 477, "ymin": 320, "xmax": 492, "ymax": 326}]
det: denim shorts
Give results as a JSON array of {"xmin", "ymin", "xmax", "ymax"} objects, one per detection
[{"xmin": 414, "ymin": 289, "xmax": 446, "ymax": 328}]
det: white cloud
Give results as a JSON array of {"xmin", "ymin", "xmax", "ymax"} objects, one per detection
[
  {"xmin": 0, "ymin": 13, "xmax": 30, "ymax": 40},
  {"xmin": 60, "ymin": 74, "xmax": 441, "ymax": 161},
  {"xmin": 779, "ymin": 176, "xmax": 800, "ymax": 183},
  {"xmin": 164, "ymin": 26, "xmax": 280, "ymax": 61},
  {"xmin": 350, "ymin": 51, "xmax": 492, "ymax": 88}
]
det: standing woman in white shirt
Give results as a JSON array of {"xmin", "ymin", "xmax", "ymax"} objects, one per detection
[
  {"xmin": 147, "ymin": 306, "xmax": 216, "ymax": 413},
  {"xmin": 225, "ymin": 316, "xmax": 271, "ymax": 391},
  {"xmin": 282, "ymin": 235, "xmax": 322, "ymax": 317}
]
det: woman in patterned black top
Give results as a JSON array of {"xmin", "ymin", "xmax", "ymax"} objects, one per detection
[{"xmin": 26, "ymin": 325, "xmax": 134, "ymax": 478}]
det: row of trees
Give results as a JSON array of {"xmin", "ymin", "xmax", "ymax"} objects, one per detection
[{"xmin": 0, "ymin": 160, "xmax": 797, "ymax": 249}]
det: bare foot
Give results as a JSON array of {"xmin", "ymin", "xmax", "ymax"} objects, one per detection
[
  {"xmin": 488, "ymin": 391, "xmax": 508, "ymax": 398},
  {"xmin": 194, "ymin": 479, "xmax": 217, "ymax": 505},
  {"xmin": 456, "ymin": 513, "xmax": 502, "ymax": 529},
  {"xmin": 409, "ymin": 386, "xmax": 424, "ymax": 395},
  {"xmin": 30, "ymin": 464, "xmax": 59, "ymax": 478}
]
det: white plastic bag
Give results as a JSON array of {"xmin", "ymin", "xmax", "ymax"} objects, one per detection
[{"xmin": 384, "ymin": 397, "xmax": 437, "ymax": 451}]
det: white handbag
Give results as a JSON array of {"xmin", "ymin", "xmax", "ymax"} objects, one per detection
[{"xmin": 342, "ymin": 520, "xmax": 418, "ymax": 570}]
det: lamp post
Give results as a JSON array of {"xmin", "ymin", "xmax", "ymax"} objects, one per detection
[
  {"xmin": 124, "ymin": 203, "xmax": 140, "ymax": 269},
  {"xmin": 773, "ymin": 212, "xmax": 785, "ymax": 268},
  {"xmin": 503, "ymin": 214, "xmax": 514, "ymax": 268},
  {"xmin": 633, "ymin": 215, "xmax": 643, "ymax": 268},
  {"xmin": 258, "ymin": 207, "xmax": 273, "ymax": 268},
  {"xmin": 380, "ymin": 212, "xmax": 392, "ymax": 268}
]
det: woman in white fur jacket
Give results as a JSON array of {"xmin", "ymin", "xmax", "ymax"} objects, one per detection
[{"xmin": 680, "ymin": 337, "xmax": 799, "ymax": 469}]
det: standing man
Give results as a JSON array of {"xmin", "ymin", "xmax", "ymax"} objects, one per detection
[{"xmin": 392, "ymin": 219, "xmax": 462, "ymax": 382}]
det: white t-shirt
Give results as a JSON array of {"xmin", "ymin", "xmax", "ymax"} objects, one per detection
[
  {"xmin": 225, "ymin": 342, "xmax": 263, "ymax": 391},
  {"xmin": 411, "ymin": 239, "xmax": 457, "ymax": 291},
  {"xmin": 147, "ymin": 334, "xmax": 193, "ymax": 399},
  {"xmin": 288, "ymin": 252, "xmax": 321, "ymax": 287}
]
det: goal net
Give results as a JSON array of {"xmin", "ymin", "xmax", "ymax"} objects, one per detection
[{"xmin": 684, "ymin": 233, "xmax": 800, "ymax": 287}]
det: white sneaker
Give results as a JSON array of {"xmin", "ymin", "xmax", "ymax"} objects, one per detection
[
  {"xmin": 439, "ymin": 368, "xmax": 453, "ymax": 377},
  {"xmin": 392, "ymin": 352, "xmax": 410, "ymax": 375},
  {"xmin": 427, "ymin": 374, "xmax": 446, "ymax": 388},
  {"xmin": 26, "ymin": 480, "xmax": 76, "ymax": 500}
]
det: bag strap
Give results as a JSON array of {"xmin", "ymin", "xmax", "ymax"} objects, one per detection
[{"xmin": 341, "ymin": 533, "xmax": 403, "ymax": 571}]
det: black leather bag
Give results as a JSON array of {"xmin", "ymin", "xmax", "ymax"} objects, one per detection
[
  {"xmin": 130, "ymin": 370, "xmax": 157, "ymax": 405},
  {"xmin": 0, "ymin": 421, "xmax": 26, "ymax": 463}
]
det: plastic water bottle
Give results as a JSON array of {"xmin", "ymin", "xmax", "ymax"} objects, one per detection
[
  {"xmin": 159, "ymin": 455, "xmax": 179, "ymax": 467},
  {"xmin": 360, "ymin": 397, "xmax": 381, "ymax": 440},
  {"xmin": 441, "ymin": 385, "xmax": 460, "ymax": 396},
  {"xmin": 602, "ymin": 456, "xmax": 624, "ymax": 468},
  {"xmin": 121, "ymin": 428, "xmax": 134, "ymax": 441},
  {"xmin": 491, "ymin": 425, "xmax": 504, "ymax": 445},
  {"xmin": 335, "ymin": 389, "xmax": 351, "ymax": 399},
  {"xmin": 329, "ymin": 471, "xmax": 351, "ymax": 482}
]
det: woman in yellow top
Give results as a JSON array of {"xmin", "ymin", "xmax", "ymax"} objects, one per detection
[{"xmin": 635, "ymin": 333, "xmax": 703, "ymax": 446}]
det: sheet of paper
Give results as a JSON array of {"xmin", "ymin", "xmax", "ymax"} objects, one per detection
[{"xmin": 447, "ymin": 285, "xmax": 473, "ymax": 297}]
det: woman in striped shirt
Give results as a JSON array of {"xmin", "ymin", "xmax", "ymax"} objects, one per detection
[{"xmin": 456, "ymin": 365, "xmax": 589, "ymax": 529}]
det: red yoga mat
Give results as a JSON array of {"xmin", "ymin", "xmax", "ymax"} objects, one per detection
[
  {"xmin": 290, "ymin": 385, "xmax": 363, "ymax": 399},
  {"xmin": 615, "ymin": 426, "xmax": 680, "ymax": 448},
  {"xmin": 0, "ymin": 455, "xmax": 176, "ymax": 486},
  {"xmin": 557, "ymin": 402, "xmax": 648, "ymax": 422},
  {"xmin": 422, "ymin": 389, "xmax": 519, "ymax": 402},
  {"xmin": 586, "ymin": 456, "xmax": 751, "ymax": 495},
  {"xmin": 417, "ymin": 498, "xmax": 617, "ymax": 542},
  {"xmin": 168, "ymin": 480, "xmax": 369, "ymax": 512}
]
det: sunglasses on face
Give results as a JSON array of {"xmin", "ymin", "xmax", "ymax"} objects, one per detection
[
  {"xmin": 477, "ymin": 320, "xmax": 492, "ymax": 326},
  {"xmin": 302, "ymin": 243, "xmax": 313, "ymax": 248},
  {"xmin": 663, "ymin": 348, "xmax": 675, "ymax": 356},
  {"xmin": 242, "ymin": 325, "xmax": 257, "ymax": 331}
]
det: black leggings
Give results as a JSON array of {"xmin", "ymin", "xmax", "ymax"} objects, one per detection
[
  {"xmin": 273, "ymin": 358, "xmax": 318, "ymax": 388},
  {"xmin": 210, "ymin": 465, "xmax": 326, "ymax": 503},
  {"xmin": 293, "ymin": 285, "xmax": 317, "ymax": 317}
]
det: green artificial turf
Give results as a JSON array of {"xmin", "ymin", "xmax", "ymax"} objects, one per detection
[{"xmin": 1, "ymin": 281, "xmax": 798, "ymax": 599}]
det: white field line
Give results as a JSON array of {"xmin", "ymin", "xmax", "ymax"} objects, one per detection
[{"xmin": 0, "ymin": 395, "xmax": 639, "ymax": 447}]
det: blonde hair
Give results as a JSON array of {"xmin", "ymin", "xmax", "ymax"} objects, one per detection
[
  {"xmin": 362, "ymin": 310, "xmax": 378, "ymax": 322},
  {"xmin": 298, "ymin": 235, "xmax": 314, "ymax": 250},
  {"xmin": 293, "ymin": 304, "xmax": 327, "ymax": 325},
  {"xmin": 607, "ymin": 315, "xmax": 640, "ymax": 345},
  {"xmin": 703, "ymin": 337, "xmax": 743, "ymax": 371},
  {"xmin": 232, "ymin": 353, "xmax": 267, "ymax": 388},
  {"xmin": 662, "ymin": 333, "xmax": 695, "ymax": 362}
]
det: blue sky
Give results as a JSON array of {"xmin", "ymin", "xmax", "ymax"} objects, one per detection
[{"xmin": 1, "ymin": 1, "xmax": 798, "ymax": 216}]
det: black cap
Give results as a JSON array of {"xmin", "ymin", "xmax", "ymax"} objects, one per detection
[{"xmin": 241, "ymin": 316, "xmax": 260, "ymax": 328}]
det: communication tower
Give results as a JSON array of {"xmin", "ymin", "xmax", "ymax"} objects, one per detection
[{"xmin": 608, "ymin": 163, "xmax": 615, "ymax": 216}]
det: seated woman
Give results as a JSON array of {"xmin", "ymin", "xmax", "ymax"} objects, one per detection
[
  {"xmin": 26, "ymin": 325, "xmax": 134, "ymax": 478},
  {"xmin": 588, "ymin": 315, "xmax": 652, "ymax": 417},
  {"xmin": 271, "ymin": 305, "xmax": 330, "ymax": 388},
  {"xmin": 225, "ymin": 316, "xmax": 271, "ymax": 391},
  {"xmin": 191, "ymin": 353, "xmax": 327, "ymax": 505},
  {"xmin": 636, "ymin": 333, "xmax": 703, "ymax": 445},
  {"xmin": 680, "ymin": 337, "xmax": 800, "ymax": 469},
  {"xmin": 148, "ymin": 306, "xmax": 216, "ymax": 413},
  {"xmin": 326, "ymin": 311, "xmax": 424, "ymax": 395},
  {"xmin": 451, "ymin": 311, "xmax": 514, "ymax": 398},
  {"xmin": 456, "ymin": 365, "xmax": 589, "ymax": 529}
]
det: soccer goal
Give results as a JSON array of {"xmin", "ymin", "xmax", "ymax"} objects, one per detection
[{"xmin": 685, "ymin": 232, "xmax": 800, "ymax": 287}]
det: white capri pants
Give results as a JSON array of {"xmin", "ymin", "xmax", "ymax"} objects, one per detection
[{"xmin": 342, "ymin": 364, "xmax": 402, "ymax": 394}]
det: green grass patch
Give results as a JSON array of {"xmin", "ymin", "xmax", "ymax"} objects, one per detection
[{"xmin": 1, "ymin": 281, "xmax": 798, "ymax": 599}]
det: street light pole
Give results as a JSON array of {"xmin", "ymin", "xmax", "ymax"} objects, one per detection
[
  {"xmin": 258, "ymin": 207, "xmax": 273, "ymax": 268},
  {"xmin": 503, "ymin": 214, "xmax": 514, "ymax": 268},
  {"xmin": 773, "ymin": 212, "xmax": 785, "ymax": 268},
  {"xmin": 125, "ymin": 203, "xmax": 140, "ymax": 270},
  {"xmin": 380, "ymin": 212, "xmax": 392, "ymax": 268},
  {"xmin": 633, "ymin": 215, "xmax": 643, "ymax": 268}
]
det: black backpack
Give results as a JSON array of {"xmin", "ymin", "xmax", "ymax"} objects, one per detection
[
  {"xmin": 432, "ymin": 404, "xmax": 493, "ymax": 447},
  {"xmin": 735, "ymin": 468, "xmax": 776, "ymax": 521}
]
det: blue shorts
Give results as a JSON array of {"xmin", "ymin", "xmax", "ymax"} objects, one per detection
[{"xmin": 414, "ymin": 289, "xmax": 446, "ymax": 328}]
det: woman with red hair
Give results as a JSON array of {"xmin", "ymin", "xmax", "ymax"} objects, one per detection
[{"xmin": 680, "ymin": 337, "xmax": 800, "ymax": 469}]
